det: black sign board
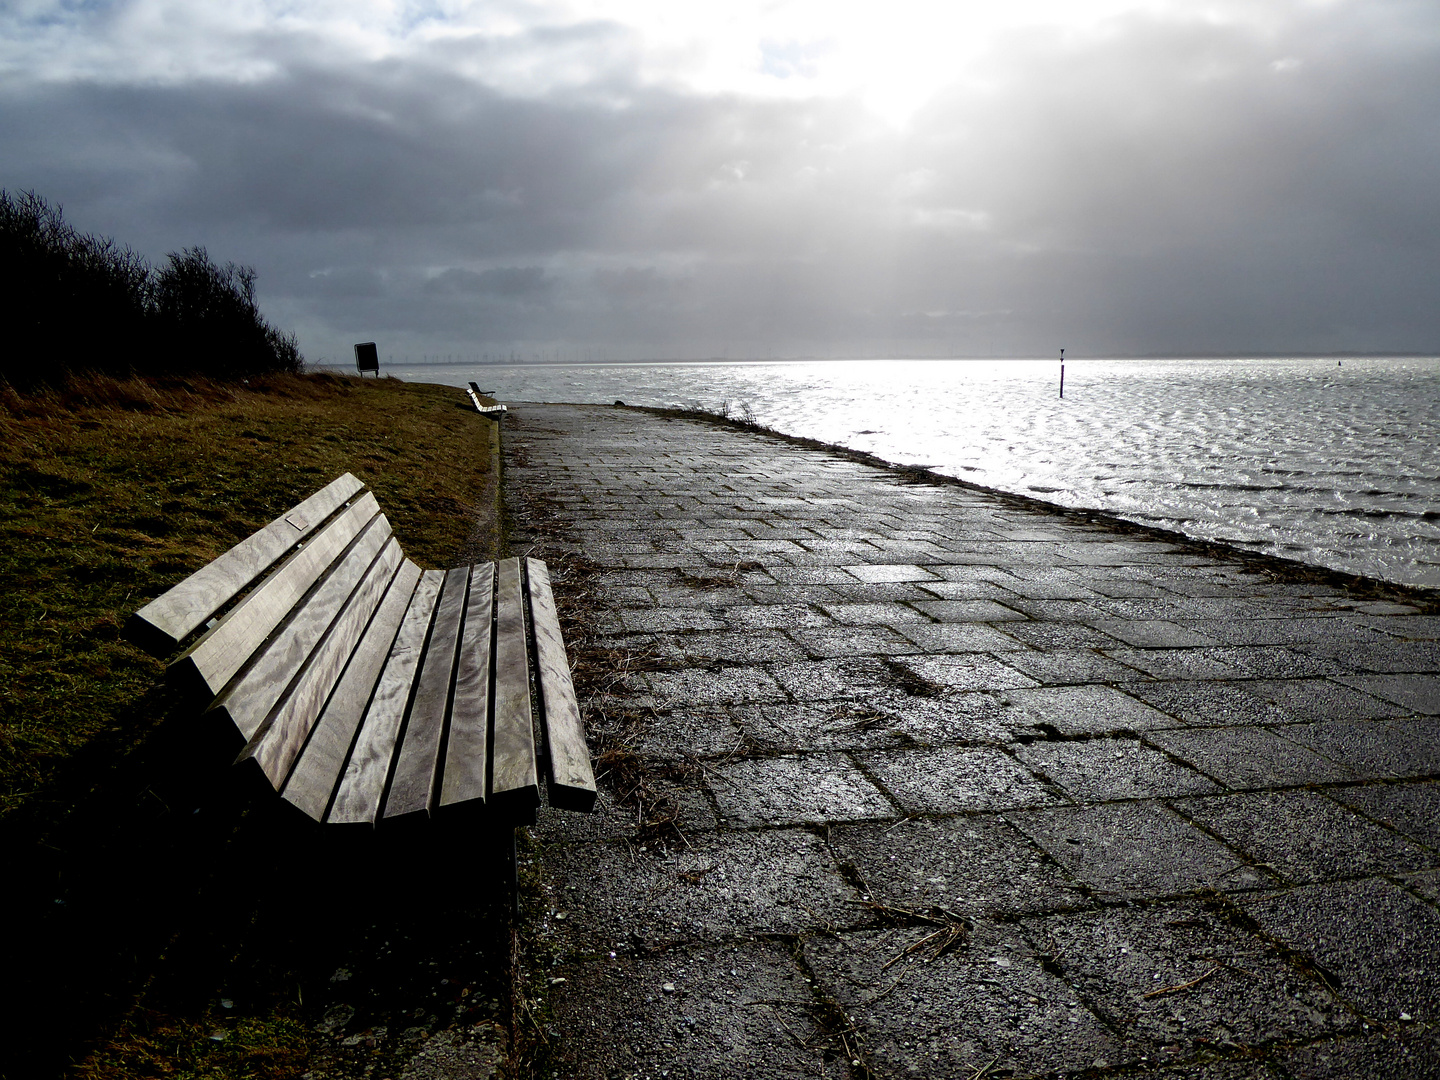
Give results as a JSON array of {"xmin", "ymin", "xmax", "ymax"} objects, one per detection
[{"xmin": 354, "ymin": 341, "xmax": 379, "ymax": 374}]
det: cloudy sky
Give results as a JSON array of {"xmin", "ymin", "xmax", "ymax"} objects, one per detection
[{"xmin": 3, "ymin": 0, "xmax": 1438, "ymax": 362}]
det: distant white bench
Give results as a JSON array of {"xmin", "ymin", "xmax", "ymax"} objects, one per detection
[
  {"xmin": 125, "ymin": 473, "xmax": 594, "ymax": 836},
  {"xmin": 468, "ymin": 381, "xmax": 507, "ymax": 419}
]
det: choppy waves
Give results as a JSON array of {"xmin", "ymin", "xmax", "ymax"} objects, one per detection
[{"xmin": 388, "ymin": 357, "xmax": 1440, "ymax": 589}]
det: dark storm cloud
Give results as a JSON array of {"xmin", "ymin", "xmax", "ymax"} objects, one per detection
[{"xmin": 2, "ymin": 0, "xmax": 1438, "ymax": 360}]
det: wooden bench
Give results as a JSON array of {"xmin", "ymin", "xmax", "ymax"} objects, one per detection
[
  {"xmin": 467, "ymin": 381, "xmax": 507, "ymax": 419},
  {"xmin": 124, "ymin": 473, "xmax": 594, "ymax": 835}
]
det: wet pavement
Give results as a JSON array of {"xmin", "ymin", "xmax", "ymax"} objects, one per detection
[{"xmin": 502, "ymin": 403, "xmax": 1440, "ymax": 1080}]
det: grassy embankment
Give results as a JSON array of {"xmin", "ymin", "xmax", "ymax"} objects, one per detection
[{"xmin": 0, "ymin": 372, "xmax": 503, "ymax": 1079}]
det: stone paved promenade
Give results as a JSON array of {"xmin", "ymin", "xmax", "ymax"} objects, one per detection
[{"xmin": 504, "ymin": 403, "xmax": 1440, "ymax": 1080}]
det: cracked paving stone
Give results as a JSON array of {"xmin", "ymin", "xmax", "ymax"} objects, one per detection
[
  {"xmin": 1003, "ymin": 684, "xmax": 1177, "ymax": 735},
  {"xmin": 544, "ymin": 829, "xmax": 857, "ymax": 948},
  {"xmin": 804, "ymin": 922, "xmax": 1136, "ymax": 1078},
  {"xmin": 739, "ymin": 692, "xmax": 1018, "ymax": 751},
  {"xmin": 858, "ymin": 746, "xmax": 1062, "ymax": 814},
  {"xmin": 711, "ymin": 752, "xmax": 895, "ymax": 826},
  {"xmin": 1008, "ymin": 802, "xmax": 1274, "ymax": 898},
  {"xmin": 1022, "ymin": 900, "xmax": 1353, "ymax": 1052},
  {"xmin": 1013, "ymin": 738, "xmax": 1220, "ymax": 801},
  {"xmin": 546, "ymin": 940, "xmax": 845, "ymax": 1080},
  {"xmin": 1173, "ymin": 790, "xmax": 1438, "ymax": 885},
  {"xmin": 1242, "ymin": 877, "xmax": 1440, "ymax": 1022},
  {"xmin": 828, "ymin": 814, "xmax": 1091, "ymax": 917},
  {"xmin": 910, "ymin": 598, "xmax": 1027, "ymax": 622}
]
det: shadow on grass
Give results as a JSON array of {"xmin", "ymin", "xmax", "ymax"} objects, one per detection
[{"xmin": 0, "ymin": 691, "xmax": 517, "ymax": 1080}]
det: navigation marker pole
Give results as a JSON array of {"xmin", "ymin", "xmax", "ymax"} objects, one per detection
[{"xmin": 1059, "ymin": 348, "xmax": 1065, "ymax": 399}]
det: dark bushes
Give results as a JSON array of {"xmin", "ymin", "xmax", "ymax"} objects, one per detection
[{"xmin": 0, "ymin": 190, "xmax": 303, "ymax": 386}]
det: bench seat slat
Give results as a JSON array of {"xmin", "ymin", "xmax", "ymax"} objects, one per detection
[
  {"xmin": 328, "ymin": 568, "xmax": 444, "ymax": 825},
  {"xmin": 126, "ymin": 472, "xmax": 366, "ymax": 656},
  {"xmin": 525, "ymin": 558, "xmax": 596, "ymax": 812},
  {"xmin": 281, "ymin": 559, "xmax": 422, "ymax": 822},
  {"xmin": 211, "ymin": 513, "xmax": 394, "ymax": 743},
  {"xmin": 490, "ymin": 557, "xmax": 539, "ymax": 813},
  {"xmin": 169, "ymin": 493, "xmax": 381, "ymax": 700},
  {"xmin": 439, "ymin": 562, "xmax": 495, "ymax": 813},
  {"xmin": 240, "ymin": 534, "xmax": 404, "ymax": 789},
  {"xmin": 383, "ymin": 565, "xmax": 470, "ymax": 821}
]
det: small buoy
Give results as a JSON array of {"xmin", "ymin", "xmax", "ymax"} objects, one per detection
[{"xmin": 614, "ymin": 399, "xmax": 626, "ymax": 406}]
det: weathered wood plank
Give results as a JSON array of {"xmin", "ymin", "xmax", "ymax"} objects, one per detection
[
  {"xmin": 281, "ymin": 559, "xmax": 421, "ymax": 822},
  {"xmin": 168, "ymin": 493, "xmax": 380, "ymax": 701},
  {"xmin": 438, "ymin": 562, "xmax": 495, "ymax": 813},
  {"xmin": 327, "ymin": 569, "xmax": 443, "ymax": 825},
  {"xmin": 126, "ymin": 473, "xmax": 365, "ymax": 656},
  {"xmin": 382, "ymin": 566, "xmax": 469, "ymax": 821},
  {"xmin": 490, "ymin": 557, "xmax": 539, "ymax": 813},
  {"xmin": 237, "ymin": 533, "xmax": 404, "ymax": 788},
  {"xmin": 525, "ymin": 558, "xmax": 596, "ymax": 812},
  {"xmin": 209, "ymin": 513, "xmax": 393, "ymax": 743}
]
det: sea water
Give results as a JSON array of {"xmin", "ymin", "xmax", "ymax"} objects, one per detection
[{"xmin": 379, "ymin": 356, "xmax": 1440, "ymax": 590}]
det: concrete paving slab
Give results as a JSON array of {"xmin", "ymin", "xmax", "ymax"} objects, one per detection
[
  {"xmin": 1333, "ymin": 673, "xmax": 1440, "ymax": 714},
  {"xmin": 858, "ymin": 746, "xmax": 1062, "ymax": 813},
  {"xmin": 1202, "ymin": 647, "xmax": 1349, "ymax": 680},
  {"xmin": 1122, "ymin": 681, "xmax": 1296, "ymax": 727},
  {"xmin": 1241, "ymin": 878, "xmax": 1440, "ymax": 1022},
  {"xmin": 1004, "ymin": 685, "xmax": 1179, "ymax": 735},
  {"xmin": 544, "ymin": 829, "xmax": 858, "ymax": 949},
  {"xmin": 1238, "ymin": 678, "xmax": 1406, "ymax": 720},
  {"xmin": 1275, "ymin": 717, "xmax": 1440, "ymax": 779},
  {"xmin": 1014, "ymin": 738, "xmax": 1221, "ymax": 800},
  {"xmin": 628, "ymin": 706, "xmax": 745, "ymax": 760},
  {"xmin": 545, "ymin": 940, "xmax": 845, "ymax": 1080},
  {"xmin": 1002, "ymin": 648, "xmax": 1142, "ymax": 685},
  {"xmin": 1101, "ymin": 648, "xmax": 1244, "ymax": 681},
  {"xmin": 894, "ymin": 621, "xmax": 1027, "ymax": 653},
  {"xmin": 1277, "ymin": 1029, "xmax": 1440, "ymax": 1080},
  {"xmin": 804, "ymin": 922, "xmax": 1136, "ymax": 1077},
  {"xmin": 828, "ymin": 814, "xmax": 1091, "ymax": 917},
  {"xmin": 789, "ymin": 625, "xmax": 924, "ymax": 658},
  {"xmin": 1172, "ymin": 790, "xmax": 1437, "ymax": 885},
  {"xmin": 1145, "ymin": 726, "xmax": 1357, "ymax": 789},
  {"xmin": 1008, "ymin": 802, "xmax": 1274, "ymax": 897},
  {"xmin": 645, "ymin": 667, "xmax": 789, "ymax": 707},
  {"xmin": 1023, "ymin": 901, "xmax": 1353, "ymax": 1053},
  {"xmin": 711, "ymin": 753, "xmax": 895, "ymax": 826},
  {"xmin": 911, "ymin": 598, "xmax": 1027, "ymax": 622},
  {"xmin": 1088, "ymin": 620, "xmax": 1220, "ymax": 648},
  {"xmin": 1327, "ymin": 782, "xmax": 1440, "ymax": 850},
  {"xmin": 842, "ymin": 563, "xmax": 939, "ymax": 583},
  {"xmin": 653, "ymin": 629, "xmax": 808, "ymax": 666},
  {"xmin": 898, "ymin": 654, "xmax": 1042, "ymax": 693}
]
